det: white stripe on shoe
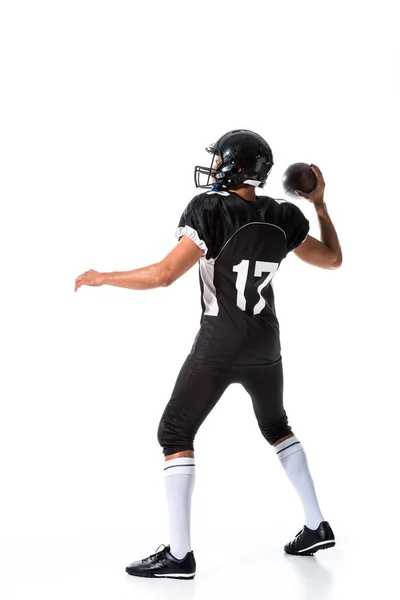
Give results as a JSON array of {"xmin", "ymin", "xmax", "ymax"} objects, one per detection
[
  {"xmin": 298, "ymin": 540, "xmax": 335, "ymax": 553},
  {"xmin": 154, "ymin": 572, "xmax": 196, "ymax": 578}
]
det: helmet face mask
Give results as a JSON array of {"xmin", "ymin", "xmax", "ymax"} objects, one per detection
[
  {"xmin": 194, "ymin": 129, "xmax": 273, "ymax": 191},
  {"xmin": 194, "ymin": 150, "xmax": 238, "ymax": 190},
  {"xmin": 194, "ymin": 151, "xmax": 222, "ymax": 189}
]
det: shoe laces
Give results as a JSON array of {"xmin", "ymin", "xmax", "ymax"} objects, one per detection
[
  {"xmin": 142, "ymin": 544, "xmax": 167, "ymax": 563},
  {"xmin": 292, "ymin": 529, "xmax": 304, "ymax": 542}
]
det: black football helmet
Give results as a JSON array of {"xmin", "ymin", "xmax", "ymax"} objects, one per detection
[{"xmin": 194, "ymin": 129, "xmax": 273, "ymax": 191}]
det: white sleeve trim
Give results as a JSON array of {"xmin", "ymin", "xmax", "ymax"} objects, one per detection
[
  {"xmin": 299, "ymin": 231, "xmax": 309, "ymax": 245},
  {"xmin": 175, "ymin": 225, "xmax": 208, "ymax": 256}
]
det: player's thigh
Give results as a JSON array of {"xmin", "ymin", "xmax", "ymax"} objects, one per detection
[
  {"xmin": 161, "ymin": 358, "xmax": 232, "ymax": 434},
  {"xmin": 239, "ymin": 358, "xmax": 287, "ymax": 426}
]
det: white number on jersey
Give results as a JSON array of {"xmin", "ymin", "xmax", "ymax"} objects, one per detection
[{"xmin": 232, "ymin": 260, "xmax": 279, "ymax": 315}]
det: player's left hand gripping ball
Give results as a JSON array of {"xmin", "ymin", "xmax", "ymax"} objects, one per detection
[{"xmin": 75, "ymin": 269, "xmax": 104, "ymax": 292}]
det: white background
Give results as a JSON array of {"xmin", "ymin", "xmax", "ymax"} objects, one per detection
[{"xmin": 1, "ymin": 1, "xmax": 399, "ymax": 598}]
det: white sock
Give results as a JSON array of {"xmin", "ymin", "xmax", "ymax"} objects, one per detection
[
  {"xmin": 275, "ymin": 436, "xmax": 324, "ymax": 530},
  {"xmin": 164, "ymin": 457, "xmax": 195, "ymax": 560}
]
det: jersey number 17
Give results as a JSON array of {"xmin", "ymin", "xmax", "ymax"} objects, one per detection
[{"xmin": 232, "ymin": 260, "xmax": 279, "ymax": 315}]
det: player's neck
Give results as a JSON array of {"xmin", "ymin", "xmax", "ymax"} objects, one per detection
[{"xmin": 228, "ymin": 187, "xmax": 258, "ymax": 203}]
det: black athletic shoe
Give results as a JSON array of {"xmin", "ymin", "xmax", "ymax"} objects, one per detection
[
  {"xmin": 125, "ymin": 544, "xmax": 196, "ymax": 579},
  {"xmin": 284, "ymin": 521, "xmax": 335, "ymax": 556}
]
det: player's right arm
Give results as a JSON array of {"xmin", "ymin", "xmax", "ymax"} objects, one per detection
[
  {"xmin": 294, "ymin": 231, "xmax": 342, "ymax": 269},
  {"xmin": 293, "ymin": 165, "xmax": 342, "ymax": 270}
]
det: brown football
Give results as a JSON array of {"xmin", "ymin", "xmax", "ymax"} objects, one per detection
[{"xmin": 282, "ymin": 163, "xmax": 316, "ymax": 199}]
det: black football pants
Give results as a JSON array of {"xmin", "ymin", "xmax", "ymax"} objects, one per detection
[{"xmin": 157, "ymin": 356, "xmax": 292, "ymax": 456}]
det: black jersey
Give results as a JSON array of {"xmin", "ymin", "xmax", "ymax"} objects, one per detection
[{"xmin": 176, "ymin": 190, "xmax": 310, "ymax": 366}]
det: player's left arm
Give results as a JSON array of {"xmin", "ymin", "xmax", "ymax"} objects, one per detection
[{"xmin": 74, "ymin": 236, "xmax": 203, "ymax": 292}]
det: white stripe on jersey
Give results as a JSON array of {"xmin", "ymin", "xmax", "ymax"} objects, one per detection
[
  {"xmin": 215, "ymin": 221, "xmax": 287, "ymax": 261},
  {"xmin": 199, "ymin": 258, "xmax": 219, "ymax": 316}
]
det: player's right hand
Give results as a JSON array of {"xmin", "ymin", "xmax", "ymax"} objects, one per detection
[{"xmin": 296, "ymin": 164, "xmax": 325, "ymax": 205}]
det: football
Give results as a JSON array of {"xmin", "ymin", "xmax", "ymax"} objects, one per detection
[{"xmin": 282, "ymin": 163, "xmax": 316, "ymax": 199}]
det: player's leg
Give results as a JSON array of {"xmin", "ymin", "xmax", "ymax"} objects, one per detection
[
  {"xmin": 239, "ymin": 358, "xmax": 335, "ymax": 555},
  {"xmin": 273, "ymin": 433, "xmax": 324, "ymax": 530},
  {"xmin": 155, "ymin": 359, "xmax": 199, "ymax": 569},
  {"xmin": 159, "ymin": 360, "xmax": 231, "ymax": 560},
  {"xmin": 125, "ymin": 359, "xmax": 231, "ymax": 578}
]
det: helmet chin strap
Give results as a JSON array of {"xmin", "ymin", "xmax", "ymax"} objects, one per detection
[{"xmin": 211, "ymin": 179, "xmax": 261, "ymax": 192}]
